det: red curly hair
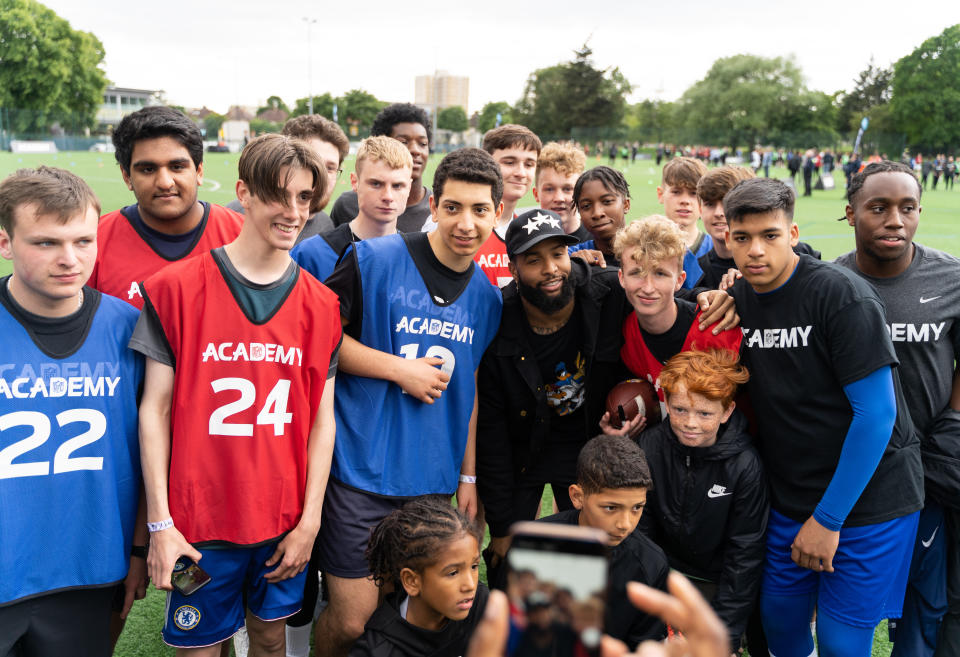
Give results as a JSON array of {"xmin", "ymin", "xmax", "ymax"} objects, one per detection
[{"xmin": 658, "ymin": 349, "xmax": 749, "ymax": 409}]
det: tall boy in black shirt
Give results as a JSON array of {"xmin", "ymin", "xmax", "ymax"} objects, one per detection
[{"xmin": 725, "ymin": 178, "xmax": 923, "ymax": 657}]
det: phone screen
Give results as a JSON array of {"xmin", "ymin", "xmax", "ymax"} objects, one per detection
[
  {"xmin": 507, "ymin": 525, "xmax": 608, "ymax": 657},
  {"xmin": 171, "ymin": 558, "xmax": 212, "ymax": 596}
]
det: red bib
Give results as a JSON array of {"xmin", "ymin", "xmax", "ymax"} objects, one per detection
[
  {"xmin": 90, "ymin": 204, "xmax": 243, "ymax": 309},
  {"xmin": 621, "ymin": 311, "xmax": 742, "ymax": 414},
  {"xmin": 474, "ymin": 232, "xmax": 512, "ymax": 288},
  {"xmin": 143, "ymin": 253, "xmax": 341, "ymax": 544}
]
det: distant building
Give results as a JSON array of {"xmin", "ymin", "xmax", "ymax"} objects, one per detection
[
  {"xmin": 96, "ymin": 86, "xmax": 164, "ymax": 128},
  {"xmin": 257, "ymin": 107, "xmax": 289, "ymax": 124},
  {"xmin": 187, "ymin": 106, "xmax": 217, "ymax": 122},
  {"xmin": 415, "ymin": 70, "xmax": 469, "ymax": 115},
  {"xmin": 223, "ymin": 105, "xmax": 256, "ymax": 143}
]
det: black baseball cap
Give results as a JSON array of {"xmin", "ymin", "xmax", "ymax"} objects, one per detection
[{"xmin": 505, "ymin": 209, "xmax": 580, "ymax": 258}]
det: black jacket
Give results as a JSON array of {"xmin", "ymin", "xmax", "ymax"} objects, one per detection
[
  {"xmin": 922, "ymin": 407, "xmax": 960, "ymax": 511},
  {"xmin": 539, "ymin": 509, "xmax": 669, "ymax": 649},
  {"xmin": 477, "ymin": 260, "xmax": 630, "ymax": 537},
  {"xmin": 636, "ymin": 411, "xmax": 768, "ymax": 645},
  {"xmin": 349, "ymin": 586, "xmax": 490, "ymax": 657}
]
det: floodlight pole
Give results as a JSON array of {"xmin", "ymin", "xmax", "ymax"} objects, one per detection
[{"xmin": 303, "ymin": 17, "xmax": 318, "ymax": 114}]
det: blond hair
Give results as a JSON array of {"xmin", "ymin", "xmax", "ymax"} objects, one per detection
[
  {"xmin": 613, "ymin": 214, "xmax": 685, "ymax": 270},
  {"xmin": 536, "ymin": 142, "xmax": 586, "ymax": 182},
  {"xmin": 355, "ymin": 135, "xmax": 413, "ymax": 175}
]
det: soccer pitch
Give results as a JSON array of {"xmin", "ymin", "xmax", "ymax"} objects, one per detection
[
  {"xmin": 2, "ymin": 150, "xmax": 959, "ymax": 267},
  {"xmin": 1, "ymin": 151, "xmax": 955, "ymax": 655}
]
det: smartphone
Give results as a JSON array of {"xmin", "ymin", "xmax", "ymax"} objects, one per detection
[
  {"xmin": 507, "ymin": 522, "xmax": 609, "ymax": 657},
  {"xmin": 171, "ymin": 557, "xmax": 212, "ymax": 596}
]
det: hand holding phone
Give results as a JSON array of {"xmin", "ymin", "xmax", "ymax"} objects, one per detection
[
  {"xmin": 171, "ymin": 557, "xmax": 212, "ymax": 596},
  {"xmin": 507, "ymin": 522, "xmax": 609, "ymax": 657}
]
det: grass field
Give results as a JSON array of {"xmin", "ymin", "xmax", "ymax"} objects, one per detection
[{"xmin": 2, "ymin": 151, "xmax": 955, "ymax": 656}]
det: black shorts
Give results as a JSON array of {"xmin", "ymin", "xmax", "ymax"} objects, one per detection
[
  {"xmin": 0, "ymin": 586, "xmax": 114, "ymax": 657},
  {"xmin": 316, "ymin": 479, "xmax": 433, "ymax": 578}
]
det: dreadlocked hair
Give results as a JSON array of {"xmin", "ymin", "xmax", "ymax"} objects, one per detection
[
  {"xmin": 846, "ymin": 160, "xmax": 921, "ymax": 206},
  {"xmin": 365, "ymin": 496, "xmax": 481, "ymax": 589}
]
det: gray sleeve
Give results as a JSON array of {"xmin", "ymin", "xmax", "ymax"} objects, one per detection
[
  {"xmin": 225, "ymin": 198, "xmax": 245, "ymax": 214},
  {"xmin": 326, "ymin": 334, "xmax": 342, "ymax": 379},
  {"xmin": 128, "ymin": 299, "xmax": 176, "ymax": 368}
]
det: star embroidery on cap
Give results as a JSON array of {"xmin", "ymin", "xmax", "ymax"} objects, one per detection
[
  {"xmin": 542, "ymin": 215, "xmax": 561, "ymax": 229},
  {"xmin": 523, "ymin": 212, "xmax": 551, "ymax": 235}
]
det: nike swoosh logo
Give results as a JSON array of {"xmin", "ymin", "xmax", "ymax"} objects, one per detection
[
  {"xmin": 707, "ymin": 490, "xmax": 732, "ymax": 499},
  {"xmin": 920, "ymin": 296, "xmax": 942, "ymax": 303},
  {"xmin": 922, "ymin": 526, "xmax": 939, "ymax": 548}
]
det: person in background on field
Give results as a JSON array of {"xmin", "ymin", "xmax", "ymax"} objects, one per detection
[
  {"xmin": 532, "ymin": 142, "xmax": 591, "ymax": 243},
  {"xmin": 657, "ymin": 157, "xmax": 711, "ymax": 288},
  {"xmin": 228, "ymin": 114, "xmax": 349, "ymax": 243},
  {"xmin": 476, "ymin": 124, "xmax": 542, "ymax": 287},
  {"xmin": 331, "ymin": 103, "xmax": 433, "ymax": 233}
]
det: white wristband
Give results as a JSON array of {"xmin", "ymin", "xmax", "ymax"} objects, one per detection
[
  {"xmin": 147, "ymin": 517, "xmax": 174, "ymax": 533},
  {"xmin": 459, "ymin": 474, "xmax": 477, "ymax": 484}
]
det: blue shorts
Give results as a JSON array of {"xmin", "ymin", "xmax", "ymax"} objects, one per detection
[
  {"xmin": 162, "ymin": 543, "xmax": 307, "ymax": 648},
  {"xmin": 763, "ymin": 509, "xmax": 919, "ymax": 628}
]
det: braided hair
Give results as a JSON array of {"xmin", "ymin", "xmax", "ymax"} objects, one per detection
[
  {"xmin": 573, "ymin": 166, "xmax": 630, "ymax": 207},
  {"xmin": 365, "ymin": 496, "xmax": 481, "ymax": 589}
]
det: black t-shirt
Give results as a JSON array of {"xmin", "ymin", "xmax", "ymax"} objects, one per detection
[
  {"xmin": 123, "ymin": 203, "xmax": 206, "ymax": 260},
  {"xmin": 638, "ymin": 298, "xmax": 698, "ymax": 364},
  {"xmin": 526, "ymin": 319, "xmax": 587, "ymax": 445},
  {"xmin": 696, "ymin": 250, "xmax": 736, "ymax": 290},
  {"xmin": 569, "ymin": 223, "xmax": 592, "ymax": 244},
  {"xmin": 325, "ymin": 232, "xmax": 474, "ymax": 338},
  {"xmin": 729, "ymin": 255, "xmax": 923, "ymax": 525},
  {"xmin": 0, "ymin": 277, "xmax": 99, "ymax": 357}
]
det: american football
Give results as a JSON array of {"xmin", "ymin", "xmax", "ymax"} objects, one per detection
[{"xmin": 605, "ymin": 379, "xmax": 661, "ymax": 430}]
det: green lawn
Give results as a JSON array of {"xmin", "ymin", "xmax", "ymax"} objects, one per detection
[{"xmin": 2, "ymin": 151, "xmax": 954, "ymax": 656}]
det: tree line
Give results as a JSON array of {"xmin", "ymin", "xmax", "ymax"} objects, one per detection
[{"xmin": 2, "ymin": 0, "xmax": 958, "ymax": 153}]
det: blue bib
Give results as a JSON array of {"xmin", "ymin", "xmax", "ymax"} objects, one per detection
[
  {"xmin": 0, "ymin": 295, "xmax": 143, "ymax": 604},
  {"xmin": 332, "ymin": 235, "xmax": 501, "ymax": 496},
  {"xmin": 292, "ymin": 233, "xmax": 342, "ymax": 283}
]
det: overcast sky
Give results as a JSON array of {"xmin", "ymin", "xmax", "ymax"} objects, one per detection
[{"xmin": 40, "ymin": 1, "xmax": 960, "ymax": 115}]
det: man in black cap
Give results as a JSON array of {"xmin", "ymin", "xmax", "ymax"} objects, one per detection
[{"xmin": 476, "ymin": 208, "xmax": 632, "ymax": 586}]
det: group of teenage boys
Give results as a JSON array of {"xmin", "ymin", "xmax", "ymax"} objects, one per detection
[{"xmin": 1, "ymin": 101, "xmax": 958, "ymax": 657}]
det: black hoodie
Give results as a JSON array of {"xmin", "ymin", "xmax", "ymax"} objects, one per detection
[
  {"xmin": 637, "ymin": 410, "xmax": 768, "ymax": 645},
  {"xmin": 350, "ymin": 585, "xmax": 490, "ymax": 657}
]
